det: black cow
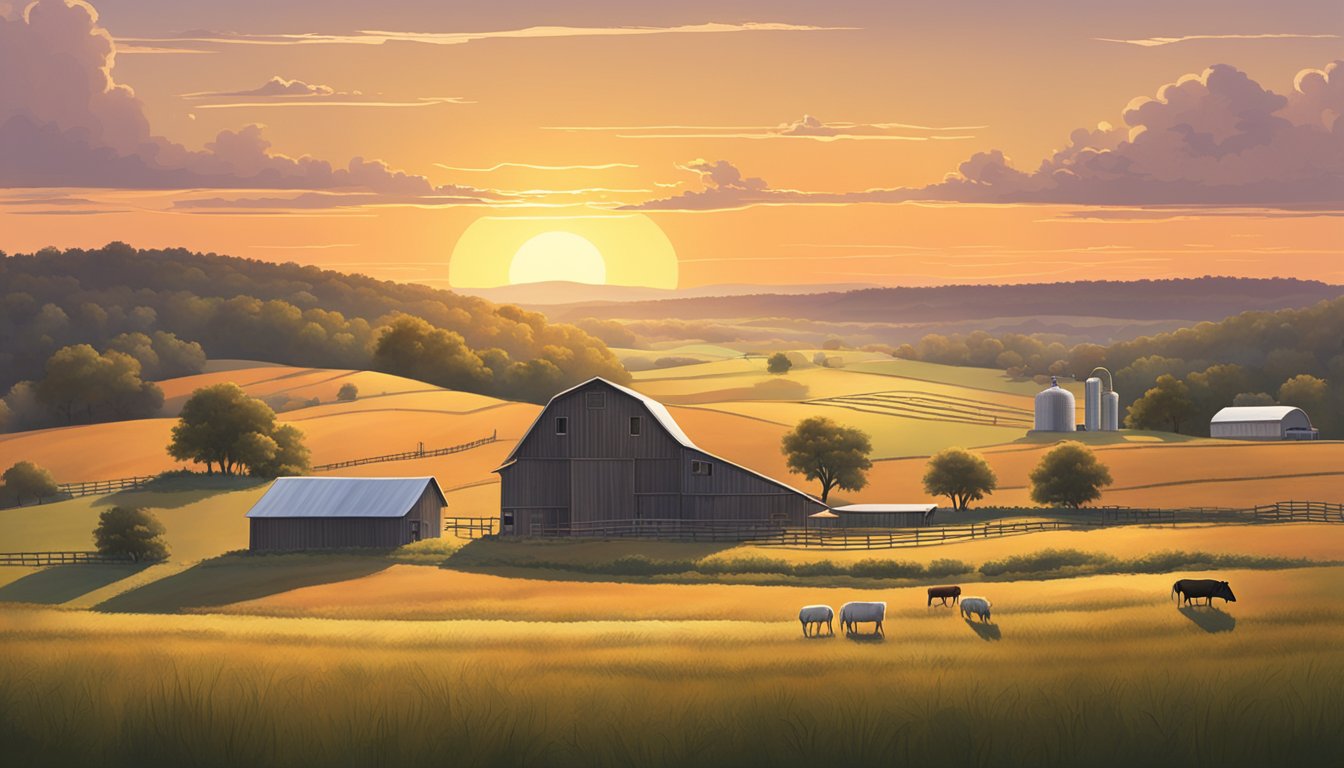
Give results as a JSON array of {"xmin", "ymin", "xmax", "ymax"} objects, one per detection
[
  {"xmin": 928, "ymin": 585, "xmax": 962, "ymax": 607},
  {"xmin": 1172, "ymin": 579, "xmax": 1237, "ymax": 606}
]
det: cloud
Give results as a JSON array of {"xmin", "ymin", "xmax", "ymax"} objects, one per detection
[
  {"xmin": 434, "ymin": 162, "xmax": 638, "ymax": 172},
  {"xmin": 1096, "ymin": 33, "xmax": 1339, "ymax": 48},
  {"xmin": 0, "ymin": 1, "xmax": 492, "ymax": 202},
  {"xmin": 115, "ymin": 21, "xmax": 856, "ymax": 52},
  {"xmin": 625, "ymin": 62, "xmax": 1344, "ymax": 211},
  {"xmin": 545, "ymin": 115, "xmax": 982, "ymax": 141},
  {"xmin": 180, "ymin": 76, "xmax": 468, "ymax": 109}
]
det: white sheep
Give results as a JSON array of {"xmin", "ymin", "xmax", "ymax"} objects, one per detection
[
  {"xmin": 839, "ymin": 601, "xmax": 886, "ymax": 636},
  {"xmin": 798, "ymin": 604, "xmax": 834, "ymax": 637},
  {"xmin": 960, "ymin": 596, "xmax": 992, "ymax": 622}
]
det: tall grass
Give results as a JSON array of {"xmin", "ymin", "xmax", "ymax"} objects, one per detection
[
  {"xmin": 978, "ymin": 548, "xmax": 1317, "ymax": 578},
  {"xmin": 457, "ymin": 552, "xmax": 976, "ymax": 581},
  {"xmin": 1, "ymin": 602, "xmax": 1342, "ymax": 767}
]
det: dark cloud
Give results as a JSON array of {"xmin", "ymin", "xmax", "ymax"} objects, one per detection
[{"xmin": 0, "ymin": 0, "xmax": 491, "ymax": 202}]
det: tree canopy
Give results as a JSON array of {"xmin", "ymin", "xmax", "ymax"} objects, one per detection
[
  {"xmin": 767, "ymin": 352, "xmax": 793, "ymax": 374},
  {"xmin": 93, "ymin": 506, "xmax": 168, "ymax": 562},
  {"xmin": 1124, "ymin": 374, "xmax": 1195, "ymax": 433},
  {"xmin": 1028, "ymin": 442, "xmax": 1113, "ymax": 508},
  {"xmin": 167, "ymin": 383, "xmax": 308, "ymax": 476},
  {"xmin": 781, "ymin": 417, "xmax": 872, "ymax": 504},
  {"xmin": 2, "ymin": 461, "xmax": 58, "ymax": 506},
  {"xmin": 922, "ymin": 448, "xmax": 997, "ymax": 511},
  {"xmin": 336, "ymin": 382, "xmax": 358, "ymax": 401}
]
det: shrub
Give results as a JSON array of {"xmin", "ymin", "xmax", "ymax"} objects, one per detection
[
  {"xmin": 926, "ymin": 558, "xmax": 974, "ymax": 578},
  {"xmin": 93, "ymin": 506, "xmax": 169, "ymax": 562},
  {"xmin": 849, "ymin": 558, "xmax": 925, "ymax": 579},
  {"xmin": 979, "ymin": 548, "xmax": 1101, "ymax": 577},
  {"xmin": 336, "ymin": 383, "xmax": 358, "ymax": 401}
]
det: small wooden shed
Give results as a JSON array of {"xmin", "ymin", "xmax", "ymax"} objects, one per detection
[
  {"xmin": 246, "ymin": 476, "xmax": 446, "ymax": 551},
  {"xmin": 830, "ymin": 503, "xmax": 938, "ymax": 528}
]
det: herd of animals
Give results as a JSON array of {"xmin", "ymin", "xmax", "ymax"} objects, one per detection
[{"xmin": 797, "ymin": 578, "xmax": 1238, "ymax": 637}]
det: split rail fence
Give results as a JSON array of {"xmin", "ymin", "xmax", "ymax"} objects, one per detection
[
  {"xmin": 311, "ymin": 431, "xmax": 497, "ymax": 472},
  {"xmin": 0, "ymin": 551, "xmax": 133, "ymax": 566}
]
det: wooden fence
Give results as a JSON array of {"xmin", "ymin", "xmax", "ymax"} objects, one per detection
[
  {"xmin": 443, "ymin": 517, "xmax": 498, "ymax": 539},
  {"xmin": 56, "ymin": 476, "xmax": 156, "ymax": 499},
  {"xmin": 310, "ymin": 432, "xmax": 497, "ymax": 472},
  {"xmin": 0, "ymin": 551, "xmax": 133, "ymax": 566},
  {"xmin": 518, "ymin": 500, "xmax": 1342, "ymax": 548}
]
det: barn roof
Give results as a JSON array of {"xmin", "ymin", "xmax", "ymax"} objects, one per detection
[
  {"xmin": 831, "ymin": 504, "xmax": 938, "ymax": 513},
  {"xmin": 245, "ymin": 477, "xmax": 446, "ymax": 519},
  {"xmin": 1210, "ymin": 406, "xmax": 1307, "ymax": 424},
  {"xmin": 498, "ymin": 377, "xmax": 823, "ymax": 506}
]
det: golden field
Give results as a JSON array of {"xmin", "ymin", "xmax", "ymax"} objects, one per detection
[{"xmin": 1, "ymin": 566, "xmax": 1342, "ymax": 766}]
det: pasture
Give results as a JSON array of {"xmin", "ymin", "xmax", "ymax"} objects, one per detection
[
  {"xmin": 1, "ymin": 566, "xmax": 1341, "ymax": 767},
  {"xmin": 4, "ymin": 359, "xmax": 1341, "ymax": 510}
]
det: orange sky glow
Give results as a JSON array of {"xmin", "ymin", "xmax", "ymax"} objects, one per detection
[{"xmin": 1, "ymin": 0, "xmax": 1340, "ymax": 290}]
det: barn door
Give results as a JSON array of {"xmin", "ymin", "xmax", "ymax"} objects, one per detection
[
  {"xmin": 410, "ymin": 520, "xmax": 421, "ymax": 542},
  {"xmin": 570, "ymin": 460, "xmax": 635, "ymax": 530}
]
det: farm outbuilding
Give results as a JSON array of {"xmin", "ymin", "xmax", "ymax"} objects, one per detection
[
  {"xmin": 829, "ymin": 504, "xmax": 938, "ymax": 528},
  {"xmin": 246, "ymin": 476, "xmax": 445, "ymax": 551},
  {"xmin": 1210, "ymin": 406, "xmax": 1319, "ymax": 441},
  {"xmin": 495, "ymin": 377, "xmax": 825, "ymax": 536}
]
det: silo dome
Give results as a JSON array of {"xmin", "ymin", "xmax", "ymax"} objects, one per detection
[{"xmin": 1034, "ymin": 377, "xmax": 1076, "ymax": 432}]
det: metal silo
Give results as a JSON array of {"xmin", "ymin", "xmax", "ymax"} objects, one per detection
[
  {"xmin": 1084, "ymin": 377, "xmax": 1102, "ymax": 431},
  {"xmin": 1102, "ymin": 390, "xmax": 1120, "ymax": 431},
  {"xmin": 1034, "ymin": 377, "xmax": 1077, "ymax": 432}
]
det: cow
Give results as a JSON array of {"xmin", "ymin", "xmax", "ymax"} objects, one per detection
[
  {"xmin": 798, "ymin": 604, "xmax": 834, "ymax": 637},
  {"xmin": 960, "ymin": 596, "xmax": 992, "ymax": 622},
  {"xmin": 1172, "ymin": 579, "xmax": 1236, "ymax": 606},
  {"xmin": 927, "ymin": 585, "xmax": 962, "ymax": 607},
  {"xmin": 839, "ymin": 601, "xmax": 886, "ymax": 636}
]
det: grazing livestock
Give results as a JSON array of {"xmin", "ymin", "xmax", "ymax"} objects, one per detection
[
  {"xmin": 839, "ymin": 601, "xmax": 886, "ymax": 636},
  {"xmin": 927, "ymin": 585, "xmax": 962, "ymax": 607},
  {"xmin": 1172, "ymin": 579, "xmax": 1237, "ymax": 606},
  {"xmin": 960, "ymin": 596, "xmax": 992, "ymax": 622},
  {"xmin": 798, "ymin": 604, "xmax": 835, "ymax": 637}
]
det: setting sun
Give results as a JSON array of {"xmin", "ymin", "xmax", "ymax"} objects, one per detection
[{"xmin": 508, "ymin": 231, "xmax": 606, "ymax": 285}]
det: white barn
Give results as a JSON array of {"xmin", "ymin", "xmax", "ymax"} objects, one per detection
[{"xmin": 1210, "ymin": 406, "xmax": 1318, "ymax": 441}]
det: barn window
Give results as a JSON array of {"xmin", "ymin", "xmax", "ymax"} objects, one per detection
[
  {"xmin": 586, "ymin": 392, "xmax": 606, "ymax": 409},
  {"xmin": 691, "ymin": 460, "xmax": 713, "ymax": 476},
  {"xmin": 630, "ymin": 416, "xmax": 642, "ymax": 436},
  {"xmin": 555, "ymin": 416, "xmax": 569, "ymax": 435}
]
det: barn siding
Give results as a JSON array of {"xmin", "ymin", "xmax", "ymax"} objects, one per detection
[{"xmin": 498, "ymin": 379, "xmax": 824, "ymax": 536}]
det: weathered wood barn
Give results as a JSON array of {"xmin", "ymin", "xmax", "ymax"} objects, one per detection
[
  {"xmin": 495, "ymin": 378, "xmax": 825, "ymax": 536},
  {"xmin": 246, "ymin": 476, "xmax": 445, "ymax": 551}
]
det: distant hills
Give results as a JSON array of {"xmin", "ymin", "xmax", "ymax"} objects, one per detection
[
  {"xmin": 456, "ymin": 281, "xmax": 879, "ymax": 306},
  {"xmin": 551, "ymin": 277, "xmax": 1341, "ymax": 323}
]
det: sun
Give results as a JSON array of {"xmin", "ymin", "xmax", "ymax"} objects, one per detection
[
  {"xmin": 508, "ymin": 231, "xmax": 607, "ymax": 285},
  {"xmin": 448, "ymin": 213, "xmax": 679, "ymax": 289}
]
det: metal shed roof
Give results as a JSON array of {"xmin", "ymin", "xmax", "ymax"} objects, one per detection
[
  {"xmin": 831, "ymin": 504, "xmax": 938, "ymax": 513},
  {"xmin": 1210, "ymin": 406, "xmax": 1307, "ymax": 424},
  {"xmin": 245, "ymin": 477, "xmax": 446, "ymax": 519}
]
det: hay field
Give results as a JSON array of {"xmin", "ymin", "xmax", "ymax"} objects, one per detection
[
  {"xmin": 0, "ymin": 363, "xmax": 531, "ymax": 482},
  {"xmin": 864, "ymin": 440, "xmax": 1344, "ymax": 508},
  {"xmin": 1, "ymin": 567, "xmax": 1341, "ymax": 766}
]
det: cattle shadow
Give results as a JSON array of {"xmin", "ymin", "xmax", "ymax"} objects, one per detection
[
  {"xmin": 843, "ymin": 629, "xmax": 886, "ymax": 644},
  {"xmin": 0, "ymin": 564, "xmax": 150, "ymax": 605},
  {"xmin": 95, "ymin": 552, "xmax": 391, "ymax": 614},
  {"xmin": 1178, "ymin": 605, "xmax": 1237, "ymax": 633},
  {"xmin": 964, "ymin": 619, "xmax": 1002, "ymax": 641}
]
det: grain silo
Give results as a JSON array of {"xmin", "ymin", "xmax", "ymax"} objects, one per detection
[
  {"xmin": 1101, "ymin": 390, "xmax": 1120, "ymax": 431},
  {"xmin": 1034, "ymin": 377, "xmax": 1076, "ymax": 432},
  {"xmin": 1084, "ymin": 376, "xmax": 1102, "ymax": 431},
  {"xmin": 1088, "ymin": 367, "xmax": 1120, "ymax": 432}
]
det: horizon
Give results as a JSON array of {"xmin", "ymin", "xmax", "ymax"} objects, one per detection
[{"xmin": 0, "ymin": 0, "xmax": 1341, "ymax": 293}]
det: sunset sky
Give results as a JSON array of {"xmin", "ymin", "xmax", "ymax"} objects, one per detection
[{"xmin": 1, "ymin": 0, "xmax": 1341, "ymax": 290}]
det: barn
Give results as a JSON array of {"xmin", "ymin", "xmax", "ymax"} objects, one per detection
[
  {"xmin": 1210, "ymin": 406, "xmax": 1319, "ymax": 441},
  {"xmin": 495, "ymin": 377, "xmax": 825, "ymax": 536},
  {"xmin": 246, "ymin": 476, "xmax": 446, "ymax": 551}
]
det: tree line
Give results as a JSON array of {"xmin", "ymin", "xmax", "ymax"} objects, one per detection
[
  {"xmin": 892, "ymin": 296, "xmax": 1344, "ymax": 436},
  {"xmin": 0, "ymin": 243, "xmax": 630, "ymax": 421}
]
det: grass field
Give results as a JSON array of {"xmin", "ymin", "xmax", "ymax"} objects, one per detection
[{"xmin": 1, "ymin": 566, "xmax": 1341, "ymax": 766}]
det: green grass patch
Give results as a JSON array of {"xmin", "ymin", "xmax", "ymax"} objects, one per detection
[{"xmin": 979, "ymin": 548, "xmax": 1320, "ymax": 579}]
